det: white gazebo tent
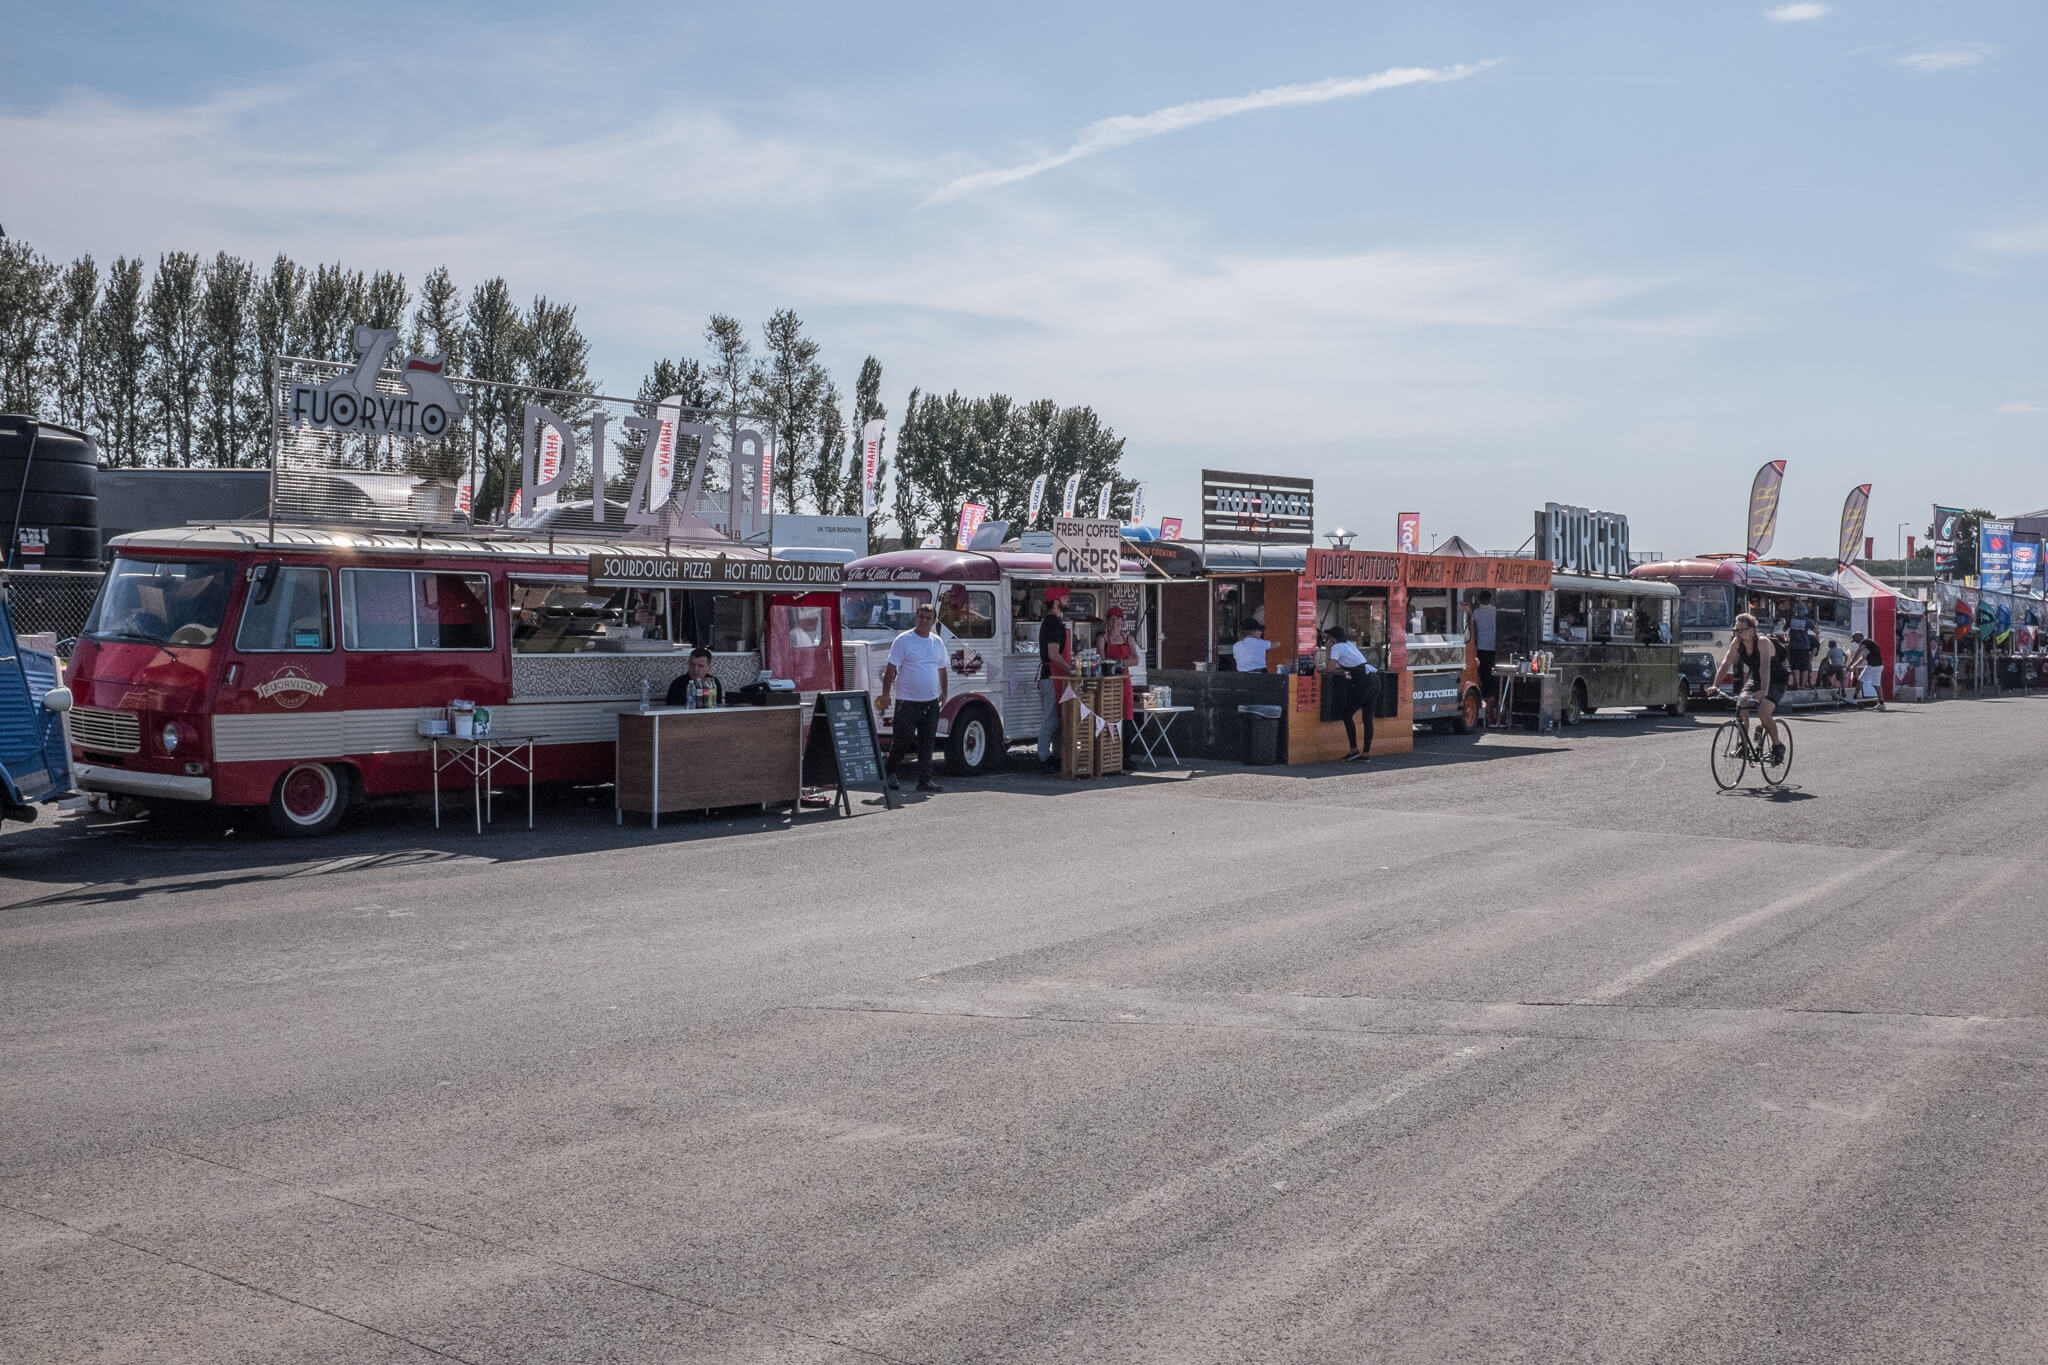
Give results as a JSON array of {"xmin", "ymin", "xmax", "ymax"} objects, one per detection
[{"xmin": 1836, "ymin": 562, "xmax": 1928, "ymax": 701}]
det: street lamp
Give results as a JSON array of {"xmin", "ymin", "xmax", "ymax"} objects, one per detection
[
  {"xmin": 1896, "ymin": 522, "xmax": 1910, "ymax": 562},
  {"xmin": 1325, "ymin": 527, "xmax": 1356, "ymax": 549}
]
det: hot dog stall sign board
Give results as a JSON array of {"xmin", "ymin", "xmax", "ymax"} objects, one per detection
[
  {"xmin": 1202, "ymin": 470, "xmax": 1315, "ymax": 545},
  {"xmin": 1052, "ymin": 517, "xmax": 1124, "ymax": 580}
]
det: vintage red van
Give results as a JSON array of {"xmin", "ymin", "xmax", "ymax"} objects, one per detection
[{"xmin": 68, "ymin": 525, "xmax": 840, "ymax": 834}]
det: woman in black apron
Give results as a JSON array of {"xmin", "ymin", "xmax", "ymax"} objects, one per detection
[{"xmin": 1325, "ymin": 626, "xmax": 1380, "ymax": 761}]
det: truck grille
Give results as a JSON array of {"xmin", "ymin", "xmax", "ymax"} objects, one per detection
[{"xmin": 70, "ymin": 706, "xmax": 142, "ymax": 754}]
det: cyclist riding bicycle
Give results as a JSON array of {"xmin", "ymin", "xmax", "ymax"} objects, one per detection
[{"xmin": 1711, "ymin": 611, "xmax": 1787, "ymax": 766}]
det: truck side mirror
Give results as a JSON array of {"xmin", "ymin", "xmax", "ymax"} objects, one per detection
[
  {"xmin": 42, "ymin": 687, "xmax": 71, "ymax": 713},
  {"xmin": 248, "ymin": 560, "xmax": 282, "ymax": 606}
]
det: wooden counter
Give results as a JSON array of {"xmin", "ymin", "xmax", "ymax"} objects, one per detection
[{"xmin": 616, "ymin": 706, "xmax": 803, "ymax": 826}]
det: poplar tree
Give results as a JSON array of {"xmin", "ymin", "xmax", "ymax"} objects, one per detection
[
  {"xmin": 0, "ymin": 241, "xmax": 55, "ymax": 414},
  {"xmin": 704, "ymin": 313, "xmax": 757, "ymax": 497},
  {"xmin": 144, "ymin": 252, "xmax": 205, "ymax": 466},
  {"xmin": 92, "ymin": 258, "xmax": 148, "ymax": 467},
  {"xmin": 757, "ymin": 308, "xmax": 826, "ymax": 514},
  {"xmin": 463, "ymin": 278, "xmax": 524, "ymax": 513},
  {"xmin": 806, "ymin": 382, "xmax": 844, "ymax": 514},
  {"xmin": 48, "ymin": 255, "xmax": 99, "ymax": 433},
  {"xmin": 199, "ymin": 253, "xmax": 256, "ymax": 465},
  {"xmin": 408, "ymin": 266, "xmax": 464, "ymax": 369},
  {"xmin": 253, "ymin": 254, "xmax": 305, "ymax": 388},
  {"xmin": 843, "ymin": 355, "xmax": 887, "ymax": 522},
  {"xmin": 300, "ymin": 263, "xmax": 359, "ymax": 361},
  {"xmin": 363, "ymin": 270, "xmax": 408, "ymax": 334}
]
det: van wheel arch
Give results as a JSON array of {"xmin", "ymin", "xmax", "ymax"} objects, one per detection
[
  {"xmin": 945, "ymin": 702, "xmax": 1003, "ymax": 777},
  {"xmin": 266, "ymin": 761, "xmax": 353, "ymax": 837}
]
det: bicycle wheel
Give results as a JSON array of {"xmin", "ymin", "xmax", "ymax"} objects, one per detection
[
  {"xmin": 1710, "ymin": 721, "xmax": 1749, "ymax": 790},
  {"xmin": 1759, "ymin": 722, "xmax": 1795, "ymax": 786}
]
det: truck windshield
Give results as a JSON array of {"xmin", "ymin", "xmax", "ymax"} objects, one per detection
[
  {"xmin": 1679, "ymin": 582, "xmax": 1735, "ymax": 629},
  {"xmin": 842, "ymin": 588, "xmax": 929, "ymax": 632},
  {"xmin": 83, "ymin": 558, "xmax": 235, "ymax": 647}
]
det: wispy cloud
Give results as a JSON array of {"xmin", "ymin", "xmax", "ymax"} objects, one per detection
[
  {"xmin": 1996, "ymin": 402, "xmax": 2046, "ymax": 415},
  {"xmin": 1895, "ymin": 44, "xmax": 1995, "ymax": 71},
  {"xmin": 1967, "ymin": 219, "xmax": 2048, "ymax": 255},
  {"xmin": 1764, "ymin": 4, "xmax": 1830, "ymax": 24},
  {"xmin": 923, "ymin": 62, "xmax": 1501, "ymax": 206}
]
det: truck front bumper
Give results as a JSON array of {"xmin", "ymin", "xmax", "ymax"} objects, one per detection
[{"xmin": 75, "ymin": 764, "xmax": 213, "ymax": 803}]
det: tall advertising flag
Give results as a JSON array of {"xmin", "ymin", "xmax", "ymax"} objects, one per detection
[
  {"xmin": 1981, "ymin": 520, "xmax": 2015, "ymax": 593},
  {"xmin": 859, "ymin": 419, "xmax": 884, "ymax": 516},
  {"xmin": 1932, "ymin": 505, "xmax": 1964, "ymax": 577},
  {"xmin": 650, "ymin": 396, "xmax": 685, "ymax": 512},
  {"xmin": 1129, "ymin": 482, "xmax": 1146, "ymax": 526},
  {"xmin": 2011, "ymin": 535, "xmax": 2040, "ymax": 595},
  {"xmin": 1837, "ymin": 484, "xmax": 1872, "ymax": 569},
  {"xmin": 1027, "ymin": 472, "xmax": 1048, "ymax": 524},
  {"xmin": 1746, "ymin": 461, "xmax": 1787, "ymax": 562},
  {"xmin": 1096, "ymin": 484, "xmax": 1112, "ymax": 519},
  {"xmin": 956, "ymin": 502, "xmax": 988, "ymax": 550},
  {"xmin": 1062, "ymin": 472, "xmax": 1081, "ymax": 518},
  {"xmin": 1396, "ymin": 512, "xmax": 1421, "ymax": 554}
]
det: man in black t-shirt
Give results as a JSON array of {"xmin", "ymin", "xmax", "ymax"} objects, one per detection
[
  {"xmin": 1851, "ymin": 631, "xmax": 1886, "ymax": 711},
  {"xmin": 1036, "ymin": 594, "xmax": 1071, "ymax": 772}
]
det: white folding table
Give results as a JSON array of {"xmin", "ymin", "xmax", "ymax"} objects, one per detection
[{"xmin": 1130, "ymin": 705, "xmax": 1193, "ymax": 768}]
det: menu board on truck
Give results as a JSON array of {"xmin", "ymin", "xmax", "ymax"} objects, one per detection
[{"xmin": 1053, "ymin": 517, "xmax": 1123, "ymax": 580}]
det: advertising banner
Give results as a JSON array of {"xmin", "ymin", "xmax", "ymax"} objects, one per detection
[
  {"xmin": 1746, "ymin": 460, "xmax": 1787, "ymax": 562},
  {"xmin": 1062, "ymin": 472, "xmax": 1081, "ymax": 518},
  {"xmin": 2013, "ymin": 535, "xmax": 2042, "ymax": 595},
  {"xmin": 860, "ymin": 419, "xmax": 884, "ymax": 516},
  {"xmin": 1981, "ymin": 520, "xmax": 2015, "ymax": 593},
  {"xmin": 1933, "ymin": 505, "xmax": 1965, "ymax": 577},
  {"xmin": 1200, "ymin": 469, "xmax": 1314, "ymax": 544},
  {"xmin": 1130, "ymin": 483, "xmax": 1146, "ymax": 525},
  {"xmin": 1397, "ymin": 512, "xmax": 1421, "ymax": 554},
  {"xmin": 1159, "ymin": 516, "xmax": 1183, "ymax": 541},
  {"xmin": 1028, "ymin": 472, "xmax": 1048, "ymax": 524},
  {"xmin": 1837, "ymin": 484, "xmax": 1871, "ymax": 569},
  {"xmin": 1052, "ymin": 516, "xmax": 1122, "ymax": 580},
  {"xmin": 1096, "ymin": 483, "xmax": 1112, "ymax": 519},
  {"xmin": 956, "ymin": 502, "xmax": 988, "ymax": 550}
]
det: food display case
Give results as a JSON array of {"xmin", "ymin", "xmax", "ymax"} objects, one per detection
[{"xmin": 1405, "ymin": 633, "xmax": 1469, "ymax": 721}]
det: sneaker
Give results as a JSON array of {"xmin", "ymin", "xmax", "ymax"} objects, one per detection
[
  {"xmin": 1876, "ymin": 701, "xmax": 1886, "ymax": 711},
  {"xmin": 1769, "ymin": 744, "xmax": 1785, "ymax": 766},
  {"xmin": 885, "ymin": 773, "xmax": 900, "ymax": 790},
  {"xmin": 916, "ymin": 780, "xmax": 945, "ymax": 793},
  {"xmin": 1340, "ymin": 750, "xmax": 1361, "ymax": 762}
]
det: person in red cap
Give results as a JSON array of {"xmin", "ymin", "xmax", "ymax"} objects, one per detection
[{"xmin": 1036, "ymin": 590, "xmax": 1072, "ymax": 772}]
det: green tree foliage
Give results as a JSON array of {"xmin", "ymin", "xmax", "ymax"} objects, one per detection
[
  {"xmin": 92, "ymin": 258, "xmax": 148, "ymax": 467},
  {"xmin": 757, "ymin": 308, "xmax": 826, "ymax": 514},
  {"xmin": 47, "ymin": 255, "xmax": 99, "ymax": 432},
  {"xmin": 300, "ymin": 263, "xmax": 360, "ymax": 362},
  {"xmin": 806, "ymin": 382, "xmax": 844, "ymax": 515},
  {"xmin": 199, "ymin": 253, "xmax": 257, "ymax": 466},
  {"xmin": 409, "ymin": 266, "xmax": 464, "ymax": 369},
  {"xmin": 892, "ymin": 390, "xmax": 1131, "ymax": 545},
  {"xmin": 844, "ymin": 355, "xmax": 888, "ymax": 527},
  {"xmin": 464, "ymin": 277, "xmax": 526, "ymax": 514},
  {"xmin": 144, "ymin": 252, "xmax": 205, "ymax": 467},
  {"xmin": 1926, "ymin": 507, "xmax": 2000, "ymax": 576},
  {"xmin": 0, "ymin": 241, "xmax": 55, "ymax": 413}
]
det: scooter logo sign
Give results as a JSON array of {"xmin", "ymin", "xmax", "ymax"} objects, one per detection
[
  {"xmin": 254, "ymin": 665, "xmax": 328, "ymax": 710},
  {"xmin": 288, "ymin": 326, "xmax": 469, "ymax": 438},
  {"xmin": 950, "ymin": 647, "xmax": 985, "ymax": 677}
]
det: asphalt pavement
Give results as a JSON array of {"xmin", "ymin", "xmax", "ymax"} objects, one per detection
[{"xmin": 3, "ymin": 696, "xmax": 2045, "ymax": 1363}]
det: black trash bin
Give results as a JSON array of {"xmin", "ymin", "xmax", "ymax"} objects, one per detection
[{"xmin": 1238, "ymin": 704, "xmax": 1283, "ymax": 765}]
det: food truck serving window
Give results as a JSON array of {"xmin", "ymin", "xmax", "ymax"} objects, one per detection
[
  {"xmin": 1680, "ymin": 583, "xmax": 1734, "ymax": 628},
  {"xmin": 844, "ymin": 588, "xmax": 929, "ymax": 632},
  {"xmin": 85, "ymin": 558, "xmax": 234, "ymax": 647},
  {"xmin": 235, "ymin": 567, "xmax": 333, "ymax": 652},
  {"xmin": 341, "ymin": 569, "xmax": 492, "ymax": 651},
  {"xmin": 510, "ymin": 580, "xmax": 616, "ymax": 654}
]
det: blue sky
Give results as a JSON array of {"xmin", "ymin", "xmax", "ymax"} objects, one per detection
[{"xmin": 5, "ymin": 1, "xmax": 2044, "ymax": 555}]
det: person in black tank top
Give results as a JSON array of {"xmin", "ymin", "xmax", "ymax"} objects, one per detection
[{"xmin": 1712, "ymin": 611, "xmax": 1787, "ymax": 761}]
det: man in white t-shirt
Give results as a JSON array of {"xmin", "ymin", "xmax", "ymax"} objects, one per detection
[
  {"xmin": 1232, "ymin": 622, "xmax": 1274, "ymax": 673},
  {"xmin": 879, "ymin": 601, "xmax": 950, "ymax": 792}
]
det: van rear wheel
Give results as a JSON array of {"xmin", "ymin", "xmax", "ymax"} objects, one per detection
[
  {"xmin": 268, "ymin": 762, "xmax": 349, "ymax": 837},
  {"xmin": 945, "ymin": 704, "xmax": 1002, "ymax": 777}
]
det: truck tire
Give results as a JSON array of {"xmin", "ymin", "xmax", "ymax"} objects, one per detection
[
  {"xmin": 267, "ymin": 762, "xmax": 350, "ymax": 836},
  {"xmin": 945, "ymin": 704, "xmax": 1003, "ymax": 777},
  {"xmin": 1450, "ymin": 687, "xmax": 1482, "ymax": 734}
]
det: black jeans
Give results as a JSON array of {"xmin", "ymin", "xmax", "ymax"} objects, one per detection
[
  {"xmin": 888, "ymin": 698, "xmax": 941, "ymax": 785},
  {"xmin": 1340, "ymin": 667, "xmax": 1375, "ymax": 753}
]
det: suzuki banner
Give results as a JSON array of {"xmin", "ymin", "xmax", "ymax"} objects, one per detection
[
  {"xmin": 1129, "ymin": 482, "xmax": 1146, "ymax": 526},
  {"xmin": 1062, "ymin": 472, "xmax": 1081, "ymax": 518},
  {"xmin": 1837, "ymin": 484, "xmax": 1871, "ymax": 569},
  {"xmin": 1028, "ymin": 472, "xmax": 1048, "ymax": 524},
  {"xmin": 1981, "ymin": 520, "xmax": 2015, "ymax": 593},
  {"xmin": 1746, "ymin": 461, "xmax": 1786, "ymax": 562},
  {"xmin": 1096, "ymin": 483, "xmax": 1112, "ymax": 519}
]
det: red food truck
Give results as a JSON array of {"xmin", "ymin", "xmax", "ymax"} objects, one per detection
[{"xmin": 68, "ymin": 525, "xmax": 841, "ymax": 834}]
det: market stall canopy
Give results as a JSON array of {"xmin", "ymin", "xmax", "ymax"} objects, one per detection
[
  {"xmin": 1835, "ymin": 561, "xmax": 1925, "ymax": 611},
  {"xmin": 1436, "ymin": 534, "xmax": 1485, "ymax": 556}
]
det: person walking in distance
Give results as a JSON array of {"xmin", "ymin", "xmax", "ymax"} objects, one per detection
[
  {"xmin": 1851, "ymin": 630, "xmax": 1887, "ymax": 711},
  {"xmin": 1470, "ymin": 592, "xmax": 1498, "ymax": 721},
  {"xmin": 1036, "ymin": 591, "xmax": 1072, "ymax": 774},
  {"xmin": 878, "ymin": 601, "xmax": 949, "ymax": 793}
]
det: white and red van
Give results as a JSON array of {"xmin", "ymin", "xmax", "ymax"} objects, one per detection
[
  {"xmin": 68, "ymin": 525, "xmax": 840, "ymax": 834},
  {"xmin": 841, "ymin": 546, "xmax": 1156, "ymax": 775}
]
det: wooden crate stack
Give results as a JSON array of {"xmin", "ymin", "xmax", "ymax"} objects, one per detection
[{"xmin": 1060, "ymin": 677, "xmax": 1126, "ymax": 779}]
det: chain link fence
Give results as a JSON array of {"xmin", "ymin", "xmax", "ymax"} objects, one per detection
[{"xmin": 2, "ymin": 570, "xmax": 105, "ymax": 656}]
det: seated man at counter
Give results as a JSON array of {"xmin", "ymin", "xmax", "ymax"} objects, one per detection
[
  {"xmin": 1232, "ymin": 621, "xmax": 1274, "ymax": 673},
  {"xmin": 664, "ymin": 647, "xmax": 725, "ymax": 709}
]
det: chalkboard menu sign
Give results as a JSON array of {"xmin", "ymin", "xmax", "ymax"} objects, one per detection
[{"xmin": 803, "ymin": 690, "xmax": 894, "ymax": 813}]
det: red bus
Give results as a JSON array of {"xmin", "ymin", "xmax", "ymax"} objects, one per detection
[{"xmin": 68, "ymin": 525, "xmax": 840, "ymax": 834}]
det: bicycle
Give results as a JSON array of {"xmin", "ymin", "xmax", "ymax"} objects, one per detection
[{"xmin": 1709, "ymin": 688, "xmax": 1795, "ymax": 790}]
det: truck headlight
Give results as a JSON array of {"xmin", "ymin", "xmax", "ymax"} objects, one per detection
[{"xmin": 161, "ymin": 721, "xmax": 181, "ymax": 753}]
